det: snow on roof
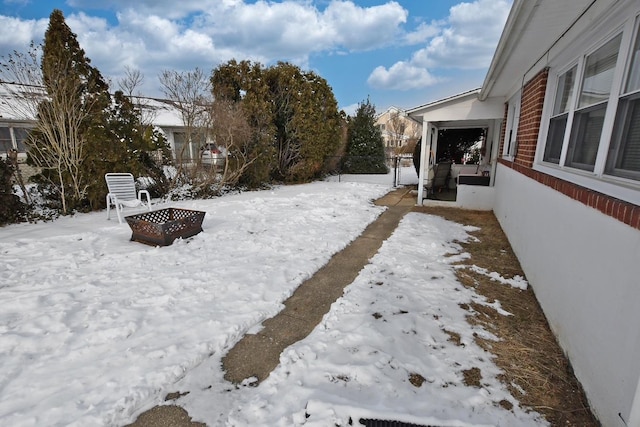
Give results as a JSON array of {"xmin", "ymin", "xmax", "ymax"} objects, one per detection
[{"xmin": 0, "ymin": 82, "xmax": 184, "ymax": 128}]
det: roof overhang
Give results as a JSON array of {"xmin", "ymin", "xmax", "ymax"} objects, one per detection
[
  {"xmin": 480, "ymin": 0, "xmax": 612, "ymax": 100},
  {"xmin": 407, "ymin": 89, "xmax": 504, "ymax": 128}
]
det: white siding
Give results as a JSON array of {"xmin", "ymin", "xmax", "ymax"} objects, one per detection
[{"xmin": 493, "ymin": 163, "xmax": 640, "ymax": 427}]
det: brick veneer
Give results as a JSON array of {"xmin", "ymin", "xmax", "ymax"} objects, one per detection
[
  {"xmin": 516, "ymin": 69, "xmax": 548, "ymax": 168},
  {"xmin": 498, "ymin": 68, "xmax": 640, "ymax": 230},
  {"xmin": 498, "ymin": 159, "xmax": 640, "ymax": 229}
]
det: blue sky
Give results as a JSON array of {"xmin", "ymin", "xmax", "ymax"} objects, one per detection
[{"xmin": 0, "ymin": 0, "xmax": 512, "ymax": 115}]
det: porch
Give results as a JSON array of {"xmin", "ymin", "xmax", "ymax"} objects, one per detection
[{"xmin": 406, "ymin": 89, "xmax": 504, "ymax": 211}]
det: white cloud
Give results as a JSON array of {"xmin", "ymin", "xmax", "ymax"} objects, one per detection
[
  {"xmin": 412, "ymin": 0, "xmax": 511, "ymax": 69},
  {"xmin": 368, "ymin": 62, "xmax": 440, "ymax": 91},
  {"xmin": 0, "ymin": 16, "xmax": 47, "ymax": 52},
  {"xmin": 340, "ymin": 102, "xmax": 359, "ymax": 116},
  {"xmin": 192, "ymin": 0, "xmax": 408, "ymax": 59},
  {"xmin": 367, "ymin": 0, "xmax": 511, "ymax": 91},
  {"xmin": 403, "ymin": 20, "xmax": 442, "ymax": 45},
  {"xmin": 0, "ymin": 1, "xmax": 411, "ymax": 96}
]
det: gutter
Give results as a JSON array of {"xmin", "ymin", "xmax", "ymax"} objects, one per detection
[{"xmin": 479, "ymin": 0, "xmax": 539, "ymax": 100}]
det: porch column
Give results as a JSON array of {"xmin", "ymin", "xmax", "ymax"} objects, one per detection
[{"xmin": 416, "ymin": 121, "xmax": 431, "ymax": 204}]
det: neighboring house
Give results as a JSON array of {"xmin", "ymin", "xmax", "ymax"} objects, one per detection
[
  {"xmin": 0, "ymin": 84, "xmax": 35, "ymax": 158},
  {"xmin": 408, "ymin": 1, "xmax": 640, "ymax": 426},
  {"xmin": 0, "ymin": 82, "xmax": 197, "ymax": 166},
  {"xmin": 375, "ymin": 106, "xmax": 422, "ymax": 154}
]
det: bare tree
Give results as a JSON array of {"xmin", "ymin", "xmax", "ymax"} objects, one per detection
[
  {"xmin": 387, "ymin": 111, "xmax": 421, "ymax": 156},
  {"xmin": 158, "ymin": 68, "xmax": 211, "ymax": 182},
  {"xmin": 118, "ymin": 66, "xmax": 144, "ymax": 96},
  {"xmin": 117, "ymin": 66, "xmax": 157, "ymax": 127},
  {"xmin": 207, "ymin": 99, "xmax": 255, "ymax": 189},
  {"xmin": 0, "ymin": 44, "xmax": 99, "ymax": 213}
]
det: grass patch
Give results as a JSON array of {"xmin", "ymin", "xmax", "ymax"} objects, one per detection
[{"xmin": 413, "ymin": 206, "xmax": 599, "ymax": 426}]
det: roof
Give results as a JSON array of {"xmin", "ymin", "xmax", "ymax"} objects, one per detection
[
  {"xmin": 0, "ymin": 82, "xmax": 184, "ymax": 128},
  {"xmin": 480, "ymin": 0, "xmax": 612, "ymax": 100},
  {"xmin": 406, "ymin": 88, "xmax": 503, "ymax": 128},
  {"xmin": 406, "ymin": 88, "xmax": 481, "ymax": 115}
]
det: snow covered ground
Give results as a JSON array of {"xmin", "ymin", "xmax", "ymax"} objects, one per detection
[{"xmin": 0, "ymin": 169, "xmax": 546, "ymax": 426}]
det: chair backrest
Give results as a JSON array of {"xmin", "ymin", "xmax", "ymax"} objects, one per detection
[
  {"xmin": 433, "ymin": 161, "xmax": 452, "ymax": 188},
  {"xmin": 105, "ymin": 173, "xmax": 138, "ymax": 201}
]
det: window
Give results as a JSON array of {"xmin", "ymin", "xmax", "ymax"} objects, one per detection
[
  {"xmin": 13, "ymin": 128, "xmax": 30, "ymax": 153},
  {"xmin": 503, "ymin": 91, "xmax": 521, "ymax": 158},
  {"xmin": 0, "ymin": 126, "xmax": 31, "ymax": 153},
  {"xmin": 543, "ymin": 66, "xmax": 576, "ymax": 163},
  {"xmin": 606, "ymin": 26, "xmax": 640, "ymax": 180},
  {"xmin": 565, "ymin": 34, "xmax": 622, "ymax": 171},
  {"xmin": 173, "ymin": 132, "xmax": 187, "ymax": 161},
  {"xmin": 0, "ymin": 127, "xmax": 11, "ymax": 153},
  {"xmin": 540, "ymin": 28, "xmax": 640, "ymax": 181}
]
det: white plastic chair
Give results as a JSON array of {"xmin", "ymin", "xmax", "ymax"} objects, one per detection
[{"xmin": 105, "ymin": 173, "xmax": 151, "ymax": 223}]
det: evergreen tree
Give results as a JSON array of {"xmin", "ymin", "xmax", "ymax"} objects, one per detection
[
  {"xmin": 212, "ymin": 60, "xmax": 276, "ymax": 188},
  {"xmin": 0, "ymin": 157, "xmax": 27, "ymax": 225},
  {"xmin": 84, "ymin": 91, "xmax": 170, "ymax": 206},
  {"xmin": 266, "ymin": 62, "xmax": 341, "ymax": 182},
  {"xmin": 436, "ymin": 128, "xmax": 484, "ymax": 163},
  {"xmin": 29, "ymin": 9, "xmax": 169, "ymax": 212},
  {"xmin": 27, "ymin": 9, "xmax": 112, "ymax": 213},
  {"xmin": 344, "ymin": 98, "xmax": 388, "ymax": 174},
  {"xmin": 212, "ymin": 60, "xmax": 342, "ymax": 185}
]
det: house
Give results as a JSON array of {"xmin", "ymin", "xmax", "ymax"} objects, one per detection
[
  {"xmin": 408, "ymin": 1, "xmax": 640, "ymax": 426},
  {"xmin": 375, "ymin": 106, "xmax": 422, "ymax": 157},
  {"xmin": 0, "ymin": 82, "xmax": 199, "ymax": 166}
]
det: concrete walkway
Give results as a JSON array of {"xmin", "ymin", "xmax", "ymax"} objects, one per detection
[{"xmin": 126, "ymin": 187, "xmax": 414, "ymax": 426}]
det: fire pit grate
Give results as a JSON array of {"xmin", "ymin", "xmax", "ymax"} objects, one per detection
[{"xmin": 125, "ymin": 207, "xmax": 205, "ymax": 246}]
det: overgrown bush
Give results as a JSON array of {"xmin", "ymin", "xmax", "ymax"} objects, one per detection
[{"xmin": 0, "ymin": 157, "xmax": 27, "ymax": 225}]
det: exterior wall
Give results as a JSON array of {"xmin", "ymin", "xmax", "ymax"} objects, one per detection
[
  {"xmin": 496, "ymin": 66, "xmax": 640, "ymax": 425},
  {"xmin": 375, "ymin": 108, "xmax": 421, "ymax": 150},
  {"xmin": 456, "ymin": 185, "xmax": 495, "ymax": 210},
  {"xmin": 493, "ymin": 163, "xmax": 640, "ymax": 427},
  {"xmin": 515, "ymin": 69, "xmax": 547, "ymax": 168}
]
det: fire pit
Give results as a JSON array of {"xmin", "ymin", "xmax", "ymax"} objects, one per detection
[{"xmin": 125, "ymin": 207, "xmax": 206, "ymax": 246}]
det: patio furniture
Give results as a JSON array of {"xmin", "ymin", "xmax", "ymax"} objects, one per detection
[
  {"xmin": 125, "ymin": 208, "xmax": 206, "ymax": 246},
  {"xmin": 425, "ymin": 160, "xmax": 452, "ymax": 196},
  {"xmin": 105, "ymin": 173, "xmax": 151, "ymax": 223}
]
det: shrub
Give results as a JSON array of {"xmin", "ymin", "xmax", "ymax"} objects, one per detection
[{"xmin": 0, "ymin": 157, "xmax": 27, "ymax": 225}]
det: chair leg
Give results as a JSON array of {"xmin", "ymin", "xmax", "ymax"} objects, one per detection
[
  {"xmin": 106, "ymin": 194, "xmax": 111, "ymax": 220},
  {"xmin": 139, "ymin": 190, "xmax": 151, "ymax": 211},
  {"xmin": 115, "ymin": 203, "xmax": 123, "ymax": 224}
]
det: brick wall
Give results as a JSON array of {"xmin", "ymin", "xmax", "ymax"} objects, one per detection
[
  {"xmin": 498, "ymin": 159, "xmax": 640, "ymax": 229},
  {"xmin": 515, "ymin": 68, "xmax": 548, "ymax": 168}
]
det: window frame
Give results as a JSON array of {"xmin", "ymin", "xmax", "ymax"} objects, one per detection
[
  {"xmin": 535, "ymin": 12, "xmax": 640, "ymax": 205},
  {"xmin": 0, "ymin": 124, "xmax": 32, "ymax": 158},
  {"xmin": 543, "ymin": 63, "xmax": 579, "ymax": 164},
  {"xmin": 502, "ymin": 90, "xmax": 521, "ymax": 160}
]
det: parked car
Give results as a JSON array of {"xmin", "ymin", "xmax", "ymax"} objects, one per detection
[{"xmin": 200, "ymin": 143, "xmax": 226, "ymax": 168}]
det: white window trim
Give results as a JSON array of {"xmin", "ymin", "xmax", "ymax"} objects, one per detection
[
  {"xmin": 0, "ymin": 123, "xmax": 32, "ymax": 159},
  {"xmin": 534, "ymin": 11, "xmax": 640, "ymax": 206},
  {"xmin": 502, "ymin": 90, "xmax": 521, "ymax": 160}
]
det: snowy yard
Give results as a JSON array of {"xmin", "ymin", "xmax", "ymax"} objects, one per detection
[{"xmin": 0, "ymin": 169, "xmax": 546, "ymax": 426}]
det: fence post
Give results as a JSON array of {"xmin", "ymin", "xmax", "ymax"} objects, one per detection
[{"xmin": 393, "ymin": 156, "xmax": 399, "ymax": 187}]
